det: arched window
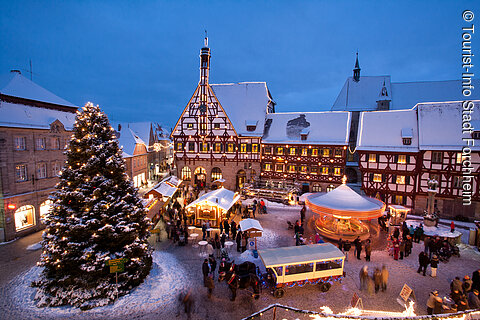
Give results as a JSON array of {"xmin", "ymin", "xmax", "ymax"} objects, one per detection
[
  {"xmin": 181, "ymin": 167, "xmax": 191, "ymax": 181},
  {"xmin": 326, "ymin": 184, "xmax": 335, "ymax": 192},
  {"xmin": 40, "ymin": 200, "xmax": 53, "ymax": 223},
  {"xmin": 15, "ymin": 205, "xmax": 35, "ymax": 231},
  {"xmin": 211, "ymin": 167, "xmax": 222, "ymax": 181}
]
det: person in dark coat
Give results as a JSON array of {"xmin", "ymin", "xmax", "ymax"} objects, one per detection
[
  {"xmin": 300, "ymin": 204, "xmax": 306, "ymax": 224},
  {"xmin": 224, "ymin": 220, "xmax": 230, "ymax": 238},
  {"xmin": 365, "ymin": 239, "xmax": 372, "ymax": 261},
  {"xmin": 430, "ymin": 254, "xmax": 439, "ymax": 278},
  {"xmin": 202, "ymin": 222, "xmax": 207, "ymax": 240},
  {"xmin": 294, "ymin": 221, "xmax": 300, "ymax": 235},
  {"xmin": 236, "ymin": 231, "xmax": 242, "ymax": 252},
  {"xmin": 177, "ymin": 290, "xmax": 195, "ymax": 320},
  {"xmin": 208, "ymin": 255, "xmax": 217, "ymax": 280},
  {"xmin": 473, "ymin": 268, "xmax": 480, "ymax": 291},
  {"xmin": 468, "ymin": 289, "xmax": 480, "ymax": 309},
  {"xmin": 405, "ymin": 236, "xmax": 413, "ymax": 257},
  {"xmin": 463, "ymin": 275, "xmax": 473, "ymax": 293},
  {"xmin": 338, "ymin": 238, "xmax": 344, "ymax": 252},
  {"xmin": 343, "ymin": 240, "xmax": 351, "ymax": 261},
  {"xmin": 417, "ymin": 251, "xmax": 429, "ymax": 276},
  {"xmin": 202, "ymin": 259, "xmax": 210, "ymax": 282},
  {"xmin": 220, "ymin": 232, "xmax": 226, "ymax": 248},
  {"xmin": 219, "ymin": 220, "xmax": 224, "ymax": 235},
  {"xmin": 231, "ymin": 221, "xmax": 237, "ymax": 241},
  {"xmin": 373, "ymin": 268, "xmax": 382, "ymax": 293},
  {"xmin": 451, "ymin": 277, "xmax": 464, "ymax": 295},
  {"xmin": 354, "ymin": 238, "xmax": 362, "ymax": 260}
]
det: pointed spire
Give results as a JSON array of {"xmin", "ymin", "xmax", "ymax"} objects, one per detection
[
  {"xmin": 204, "ymin": 30, "xmax": 208, "ymax": 47},
  {"xmin": 353, "ymin": 52, "xmax": 361, "ymax": 82}
]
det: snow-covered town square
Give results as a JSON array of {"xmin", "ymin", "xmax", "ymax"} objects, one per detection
[{"xmin": 1, "ymin": 1, "xmax": 480, "ymax": 320}]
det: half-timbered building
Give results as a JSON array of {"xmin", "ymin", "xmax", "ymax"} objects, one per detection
[
  {"xmin": 357, "ymin": 101, "xmax": 480, "ymax": 219},
  {"xmin": 260, "ymin": 112, "xmax": 350, "ymax": 193},
  {"xmin": 171, "ymin": 39, "xmax": 275, "ymax": 190}
]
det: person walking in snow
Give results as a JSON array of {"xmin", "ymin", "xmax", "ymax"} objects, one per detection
[
  {"xmin": 417, "ymin": 251, "xmax": 430, "ymax": 276},
  {"xmin": 236, "ymin": 231, "xmax": 242, "ymax": 252},
  {"xmin": 430, "ymin": 254, "xmax": 439, "ymax": 278},
  {"xmin": 450, "ymin": 221, "xmax": 455, "ymax": 233},
  {"xmin": 202, "ymin": 222, "xmax": 207, "ymax": 240},
  {"xmin": 300, "ymin": 204, "xmax": 306, "ymax": 224},
  {"xmin": 343, "ymin": 240, "xmax": 351, "ymax": 261},
  {"xmin": 224, "ymin": 220, "xmax": 230, "ymax": 239},
  {"xmin": 359, "ymin": 266, "xmax": 369, "ymax": 291},
  {"xmin": 373, "ymin": 268, "xmax": 382, "ymax": 293},
  {"xmin": 354, "ymin": 237, "xmax": 362, "ymax": 260},
  {"xmin": 365, "ymin": 239, "xmax": 372, "ymax": 261},
  {"xmin": 463, "ymin": 275, "xmax": 473, "ymax": 293},
  {"xmin": 231, "ymin": 221, "xmax": 237, "ymax": 241}
]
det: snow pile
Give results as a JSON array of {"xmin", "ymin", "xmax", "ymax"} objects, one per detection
[
  {"xmin": 26, "ymin": 242, "xmax": 42, "ymax": 251},
  {"xmin": 4, "ymin": 251, "xmax": 188, "ymax": 319}
]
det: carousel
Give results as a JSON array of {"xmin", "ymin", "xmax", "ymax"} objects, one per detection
[{"xmin": 306, "ymin": 177, "xmax": 385, "ymax": 241}]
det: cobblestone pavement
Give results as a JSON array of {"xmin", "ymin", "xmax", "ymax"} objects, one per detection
[{"xmin": 0, "ymin": 206, "xmax": 479, "ymax": 320}]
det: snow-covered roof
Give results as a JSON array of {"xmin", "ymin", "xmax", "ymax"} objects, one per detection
[
  {"xmin": 306, "ymin": 184, "xmax": 385, "ymax": 216},
  {"xmin": 332, "ymin": 76, "xmax": 480, "ymax": 111},
  {"xmin": 417, "ymin": 101, "xmax": 480, "ymax": 151},
  {"xmin": 0, "ymin": 71, "xmax": 76, "ymax": 107},
  {"xmin": 116, "ymin": 126, "xmax": 148, "ymax": 157},
  {"xmin": 0, "ymin": 101, "xmax": 76, "ymax": 130},
  {"xmin": 357, "ymin": 101, "xmax": 480, "ymax": 152},
  {"xmin": 210, "ymin": 82, "xmax": 273, "ymax": 137},
  {"xmin": 262, "ymin": 111, "xmax": 350, "ymax": 145},
  {"xmin": 147, "ymin": 176, "xmax": 182, "ymax": 198},
  {"xmin": 239, "ymin": 218, "xmax": 263, "ymax": 232},
  {"xmin": 258, "ymin": 243, "xmax": 344, "ymax": 267},
  {"xmin": 186, "ymin": 187, "xmax": 240, "ymax": 211},
  {"xmin": 357, "ymin": 109, "xmax": 419, "ymax": 152}
]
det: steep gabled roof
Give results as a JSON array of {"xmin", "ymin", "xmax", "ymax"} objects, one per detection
[
  {"xmin": 262, "ymin": 111, "xmax": 350, "ymax": 145},
  {"xmin": 332, "ymin": 76, "xmax": 391, "ymax": 111},
  {"xmin": 210, "ymin": 82, "xmax": 273, "ymax": 137},
  {"xmin": 0, "ymin": 71, "xmax": 76, "ymax": 107},
  {"xmin": 116, "ymin": 125, "xmax": 148, "ymax": 158}
]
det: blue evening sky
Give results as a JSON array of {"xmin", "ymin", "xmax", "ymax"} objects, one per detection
[{"xmin": 1, "ymin": 1, "xmax": 478, "ymax": 129}]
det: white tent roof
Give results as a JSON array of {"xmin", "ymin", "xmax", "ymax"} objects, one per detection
[
  {"xmin": 148, "ymin": 176, "xmax": 182, "ymax": 198},
  {"xmin": 307, "ymin": 184, "xmax": 383, "ymax": 212},
  {"xmin": 186, "ymin": 187, "xmax": 240, "ymax": 211},
  {"xmin": 239, "ymin": 218, "xmax": 263, "ymax": 232},
  {"xmin": 258, "ymin": 243, "xmax": 344, "ymax": 267},
  {"xmin": 263, "ymin": 111, "xmax": 350, "ymax": 145}
]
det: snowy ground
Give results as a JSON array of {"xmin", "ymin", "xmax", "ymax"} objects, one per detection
[{"xmin": 1, "ymin": 203, "xmax": 479, "ymax": 320}]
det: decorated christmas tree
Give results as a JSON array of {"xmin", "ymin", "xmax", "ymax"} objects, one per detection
[{"xmin": 33, "ymin": 102, "xmax": 152, "ymax": 309}]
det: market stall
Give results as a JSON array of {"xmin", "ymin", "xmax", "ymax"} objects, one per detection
[
  {"xmin": 239, "ymin": 218, "xmax": 263, "ymax": 250},
  {"xmin": 186, "ymin": 187, "xmax": 240, "ymax": 227},
  {"xmin": 144, "ymin": 175, "xmax": 182, "ymax": 220}
]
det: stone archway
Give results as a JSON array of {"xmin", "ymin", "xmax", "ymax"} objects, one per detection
[{"xmin": 194, "ymin": 167, "xmax": 207, "ymax": 188}]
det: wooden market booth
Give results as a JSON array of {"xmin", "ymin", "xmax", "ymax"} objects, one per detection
[
  {"xmin": 388, "ymin": 204, "xmax": 410, "ymax": 226},
  {"xmin": 239, "ymin": 218, "xmax": 263, "ymax": 250},
  {"xmin": 144, "ymin": 175, "xmax": 182, "ymax": 221},
  {"xmin": 186, "ymin": 187, "xmax": 240, "ymax": 228}
]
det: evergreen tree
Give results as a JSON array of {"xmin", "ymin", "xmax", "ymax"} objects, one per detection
[{"xmin": 33, "ymin": 103, "xmax": 152, "ymax": 309}]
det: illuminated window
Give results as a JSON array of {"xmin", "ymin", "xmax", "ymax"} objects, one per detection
[
  {"xmin": 396, "ymin": 175, "xmax": 405, "ymax": 184},
  {"xmin": 276, "ymin": 147, "xmax": 284, "ymax": 155},
  {"xmin": 275, "ymin": 164, "xmax": 284, "ymax": 172},
  {"xmin": 36, "ymin": 137, "xmax": 46, "ymax": 150},
  {"xmin": 302, "ymin": 148, "xmax": 308, "ymax": 156},
  {"xmin": 312, "ymin": 149, "xmax": 318, "ymax": 156},
  {"xmin": 211, "ymin": 167, "xmax": 222, "ymax": 181},
  {"xmin": 312, "ymin": 184, "xmax": 321, "ymax": 192},
  {"xmin": 252, "ymin": 144, "xmax": 259, "ymax": 153},
  {"xmin": 14, "ymin": 205, "xmax": 35, "ymax": 231},
  {"xmin": 187, "ymin": 123, "xmax": 194, "ymax": 129},
  {"xmin": 240, "ymin": 144, "xmax": 247, "ymax": 153},
  {"xmin": 321, "ymin": 167, "xmax": 329, "ymax": 175},
  {"xmin": 334, "ymin": 149, "xmax": 343, "ymax": 157},
  {"xmin": 373, "ymin": 173, "xmax": 382, "ymax": 182},
  {"xmin": 200, "ymin": 142, "xmax": 209, "ymax": 152},
  {"xmin": 51, "ymin": 137, "xmax": 60, "ymax": 150},
  {"xmin": 15, "ymin": 164, "xmax": 28, "ymax": 182},
  {"xmin": 214, "ymin": 143, "xmax": 222, "ymax": 152},
  {"xmin": 334, "ymin": 167, "xmax": 341, "ymax": 176},
  {"xmin": 368, "ymin": 154, "xmax": 377, "ymax": 163},
  {"xmin": 227, "ymin": 143, "xmax": 234, "ymax": 153},
  {"xmin": 456, "ymin": 153, "xmax": 464, "ymax": 164},
  {"xmin": 397, "ymin": 155, "xmax": 406, "ymax": 164},
  {"xmin": 176, "ymin": 142, "xmax": 183, "ymax": 151},
  {"xmin": 432, "ymin": 152, "xmax": 443, "ymax": 164},
  {"xmin": 288, "ymin": 165, "xmax": 296, "ymax": 173},
  {"xmin": 300, "ymin": 165, "xmax": 307, "ymax": 173},
  {"xmin": 14, "ymin": 137, "xmax": 26, "ymax": 150},
  {"xmin": 322, "ymin": 149, "xmax": 330, "ymax": 157},
  {"xmin": 181, "ymin": 167, "xmax": 191, "ymax": 180},
  {"xmin": 264, "ymin": 163, "xmax": 272, "ymax": 171},
  {"xmin": 37, "ymin": 163, "xmax": 47, "ymax": 179},
  {"xmin": 40, "ymin": 200, "xmax": 53, "ymax": 222},
  {"xmin": 289, "ymin": 147, "xmax": 296, "ymax": 155},
  {"xmin": 326, "ymin": 184, "xmax": 335, "ymax": 192},
  {"xmin": 395, "ymin": 195, "xmax": 405, "ymax": 205}
]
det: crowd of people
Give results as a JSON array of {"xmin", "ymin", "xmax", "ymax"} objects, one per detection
[{"xmin": 359, "ymin": 265, "xmax": 389, "ymax": 295}]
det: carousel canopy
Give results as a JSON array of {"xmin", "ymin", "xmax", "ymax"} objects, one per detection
[
  {"xmin": 259, "ymin": 243, "xmax": 344, "ymax": 267},
  {"xmin": 239, "ymin": 218, "xmax": 263, "ymax": 232},
  {"xmin": 306, "ymin": 184, "xmax": 385, "ymax": 219},
  {"xmin": 146, "ymin": 175, "xmax": 182, "ymax": 198},
  {"xmin": 186, "ymin": 187, "xmax": 240, "ymax": 211}
]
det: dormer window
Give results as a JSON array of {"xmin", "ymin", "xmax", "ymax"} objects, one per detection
[
  {"xmin": 401, "ymin": 128, "xmax": 413, "ymax": 146},
  {"xmin": 245, "ymin": 120, "xmax": 258, "ymax": 132}
]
